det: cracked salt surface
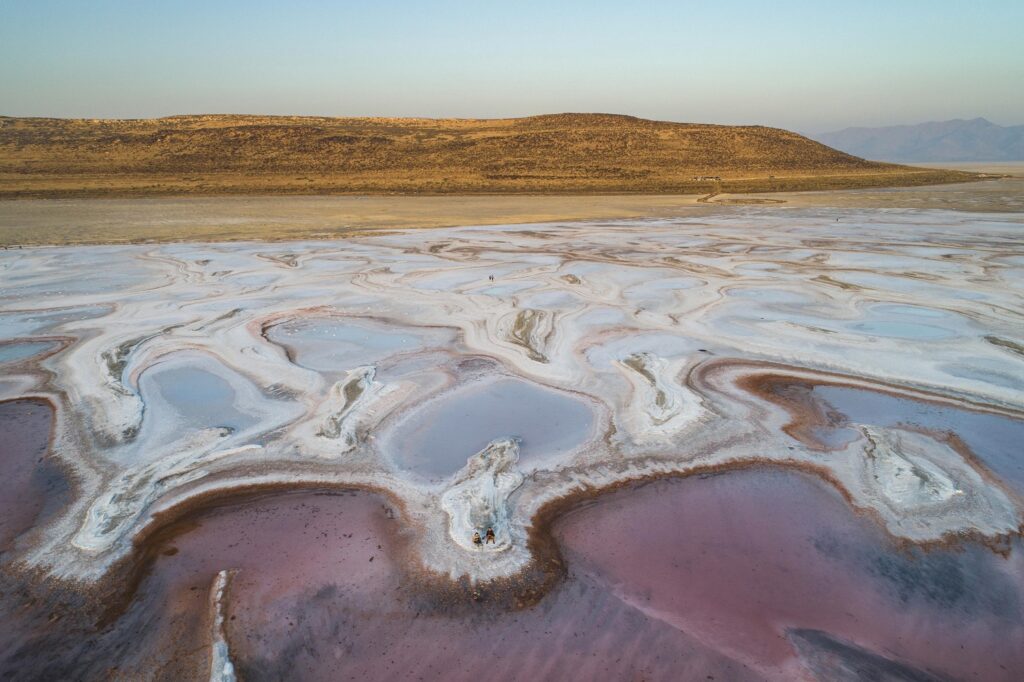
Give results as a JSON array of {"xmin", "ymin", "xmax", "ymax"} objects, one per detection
[
  {"xmin": 1, "ymin": 207, "xmax": 1022, "ymax": 610},
  {"xmin": 3, "ymin": 203, "xmax": 1024, "ymax": 679}
]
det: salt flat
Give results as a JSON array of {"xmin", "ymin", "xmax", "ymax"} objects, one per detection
[{"xmin": 1, "ymin": 200, "xmax": 1023, "ymax": 678}]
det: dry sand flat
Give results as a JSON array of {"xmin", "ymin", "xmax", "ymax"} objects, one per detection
[
  {"xmin": 0, "ymin": 194, "xmax": 712, "ymax": 246},
  {"xmin": 711, "ymin": 165, "xmax": 1024, "ymax": 212},
  {"xmin": 1, "ymin": 167, "xmax": 1020, "ymax": 247},
  {"xmin": 0, "ymin": 173, "xmax": 1020, "ymax": 248}
]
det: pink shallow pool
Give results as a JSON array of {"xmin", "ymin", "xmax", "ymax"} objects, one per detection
[
  {"xmin": 0, "ymin": 489, "xmax": 403, "ymax": 678},
  {"xmin": 2, "ymin": 487, "xmax": 754, "ymax": 679},
  {"xmin": 186, "ymin": 469, "xmax": 1024, "ymax": 680},
  {"xmin": 0, "ymin": 399, "xmax": 58, "ymax": 553},
  {"xmin": 555, "ymin": 468, "xmax": 1024, "ymax": 680},
  {"xmin": 2, "ymin": 470, "xmax": 1020, "ymax": 679},
  {"xmin": 147, "ymin": 490, "xmax": 754, "ymax": 680}
]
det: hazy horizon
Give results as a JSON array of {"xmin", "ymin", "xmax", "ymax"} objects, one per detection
[{"xmin": 2, "ymin": 0, "xmax": 1022, "ymax": 134}]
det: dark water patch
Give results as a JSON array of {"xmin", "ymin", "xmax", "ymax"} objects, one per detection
[
  {"xmin": 0, "ymin": 570, "xmax": 206, "ymax": 681},
  {"xmin": 812, "ymin": 531, "xmax": 1020, "ymax": 619},
  {"xmin": 788, "ymin": 629, "xmax": 948, "ymax": 682},
  {"xmin": 869, "ymin": 550, "xmax": 1012, "ymax": 616}
]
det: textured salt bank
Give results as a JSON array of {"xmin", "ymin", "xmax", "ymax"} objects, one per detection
[
  {"xmin": 264, "ymin": 317, "xmax": 444, "ymax": 373},
  {"xmin": 440, "ymin": 438, "xmax": 524, "ymax": 551},
  {"xmin": 0, "ymin": 208, "xmax": 1021, "ymax": 594},
  {"xmin": 814, "ymin": 383, "xmax": 1024, "ymax": 493}
]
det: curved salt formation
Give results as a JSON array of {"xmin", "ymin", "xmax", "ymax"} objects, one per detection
[
  {"xmin": 1, "ymin": 209, "xmax": 1022, "ymax": 589},
  {"xmin": 441, "ymin": 438, "xmax": 524, "ymax": 553},
  {"xmin": 305, "ymin": 366, "xmax": 392, "ymax": 454},
  {"xmin": 843, "ymin": 425, "xmax": 1016, "ymax": 539},
  {"xmin": 615, "ymin": 352, "xmax": 703, "ymax": 442},
  {"xmin": 208, "ymin": 570, "xmax": 237, "ymax": 682}
]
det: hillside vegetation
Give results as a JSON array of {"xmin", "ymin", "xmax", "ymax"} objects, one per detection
[{"xmin": 0, "ymin": 113, "xmax": 974, "ymax": 197}]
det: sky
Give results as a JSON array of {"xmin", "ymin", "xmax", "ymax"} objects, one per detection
[{"xmin": 1, "ymin": 0, "xmax": 1022, "ymax": 133}]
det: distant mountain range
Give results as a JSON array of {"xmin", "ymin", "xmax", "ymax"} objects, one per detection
[{"xmin": 812, "ymin": 118, "xmax": 1024, "ymax": 162}]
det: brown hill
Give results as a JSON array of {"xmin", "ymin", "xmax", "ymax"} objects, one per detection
[{"xmin": 0, "ymin": 113, "xmax": 973, "ymax": 198}]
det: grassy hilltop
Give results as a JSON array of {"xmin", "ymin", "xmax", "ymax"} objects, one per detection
[{"xmin": 0, "ymin": 113, "xmax": 973, "ymax": 198}]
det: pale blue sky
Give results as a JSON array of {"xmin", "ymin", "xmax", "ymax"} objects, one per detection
[{"xmin": 1, "ymin": 0, "xmax": 1021, "ymax": 132}]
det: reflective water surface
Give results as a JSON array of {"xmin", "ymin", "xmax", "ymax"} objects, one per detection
[{"xmin": 385, "ymin": 376, "xmax": 596, "ymax": 478}]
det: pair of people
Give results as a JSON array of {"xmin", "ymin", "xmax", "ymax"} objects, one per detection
[{"xmin": 472, "ymin": 528, "xmax": 496, "ymax": 545}]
